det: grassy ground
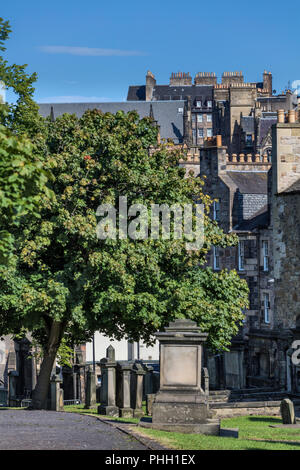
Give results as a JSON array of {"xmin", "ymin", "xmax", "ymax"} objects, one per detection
[
  {"xmin": 131, "ymin": 416, "xmax": 300, "ymax": 450},
  {"xmin": 64, "ymin": 405, "xmax": 300, "ymax": 450}
]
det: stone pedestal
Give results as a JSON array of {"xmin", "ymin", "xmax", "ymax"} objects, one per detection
[
  {"xmin": 140, "ymin": 319, "xmax": 220, "ymax": 435},
  {"xmin": 85, "ymin": 366, "xmax": 97, "ymax": 409},
  {"xmin": 98, "ymin": 346, "xmax": 119, "ymax": 417}
]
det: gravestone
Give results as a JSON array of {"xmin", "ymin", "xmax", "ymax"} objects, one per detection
[
  {"xmin": 143, "ymin": 364, "xmax": 154, "ymax": 398},
  {"xmin": 146, "ymin": 394, "xmax": 155, "ymax": 416},
  {"xmin": 98, "ymin": 345, "xmax": 119, "ymax": 417},
  {"xmin": 140, "ymin": 319, "xmax": 220, "ymax": 435},
  {"xmin": 8, "ymin": 371, "xmax": 18, "ymax": 407},
  {"xmin": 280, "ymin": 398, "xmax": 296, "ymax": 424},
  {"xmin": 131, "ymin": 363, "xmax": 145, "ymax": 418},
  {"xmin": 116, "ymin": 362, "xmax": 133, "ymax": 418},
  {"xmin": 85, "ymin": 366, "xmax": 97, "ymax": 409},
  {"xmin": 49, "ymin": 374, "xmax": 64, "ymax": 411}
]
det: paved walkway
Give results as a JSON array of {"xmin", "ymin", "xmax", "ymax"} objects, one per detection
[{"xmin": 0, "ymin": 410, "xmax": 148, "ymax": 450}]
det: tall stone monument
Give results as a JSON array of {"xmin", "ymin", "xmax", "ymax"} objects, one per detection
[
  {"xmin": 140, "ymin": 319, "xmax": 220, "ymax": 435},
  {"xmin": 98, "ymin": 345, "xmax": 119, "ymax": 417}
]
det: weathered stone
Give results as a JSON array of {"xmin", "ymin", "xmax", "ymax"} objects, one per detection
[
  {"xmin": 131, "ymin": 363, "xmax": 145, "ymax": 418},
  {"xmin": 98, "ymin": 346, "xmax": 119, "ymax": 417},
  {"xmin": 280, "ymin": 398, "xmax": 296, "ymax": 424},
  {"xmin": 116, "ymin": 362, "xmax": 133, "ymax": 418},
  {"xmin": 141, "ymin": 319, "xmax": 220, "ymax": 435},
  {"xmin": 49, "ymin": 374, "xmax": 64, "ymax": 411},
  {"xmin": 85, "ymin": 366, "xmax": 97, "ymax": 409},
  {"xmin": 146, "ymin": 394, "xmax": 155, "ymax": 416}
]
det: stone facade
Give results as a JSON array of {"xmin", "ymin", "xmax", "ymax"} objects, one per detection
[{"xmin": 127, "ymin": 70, "xmax": 296, "ymax": 157}]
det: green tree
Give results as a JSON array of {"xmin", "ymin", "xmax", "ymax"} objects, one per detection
[
  {"xmin": 0, "ymin": 18, "xmax": 51, "ymax": 261},
  {"xmin": 0, "ymin": 109, "xmax": 249, "ymax": 409}
]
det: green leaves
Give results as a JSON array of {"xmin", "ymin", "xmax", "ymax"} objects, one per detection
[{"xmin": 0, "ymin": 98, "xmax": 248, "ymax": 352}]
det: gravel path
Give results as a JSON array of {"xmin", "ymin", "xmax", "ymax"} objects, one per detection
[{"xmin": 0, "ymin": 410, "xmax": 148, "ymax": 450}]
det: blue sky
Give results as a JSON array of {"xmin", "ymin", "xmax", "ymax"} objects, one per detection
[{"xmin": 1, "ymin": 0, "xmax": 300, "ymax": 103}]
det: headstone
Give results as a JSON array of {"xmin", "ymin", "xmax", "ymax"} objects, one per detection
[
  {"xmin": 202, "ymin": 367, "xmax": 209, "ymax": 396},
  {"xmin": 146, "ymin": 394, "xmax": 155, "ymax": 416},
  {"xmin": 98, "ymin": 345, "xmax": 119, "ymax": 417},
  {"xmin": 85, "ymin": 366, "xmax": 97, "ymax": 409},
  {"xmin": 280, "ymin": 398, "xmax": 296, "ymax": 424},
  {"xmin": 8, "ymin": 371, "xmax": 19, "ymax": 407},
  {"xmin": 116, "ymin": 362, "xmax": 133, "ymax": 418},
  {"xmin": 131, "ymin": 363, "xmax": 145, "ymax": 418},
  {"xmin": 49, "ymin": 374, "xmax": 64, "ymax": 411},
  {"xmin": 140, "ymin": 319, "xmax": 220, "ymax": 435},
  {"xmin": 143, "ymin": 364, "xmax": 154, "ymax": 398}
]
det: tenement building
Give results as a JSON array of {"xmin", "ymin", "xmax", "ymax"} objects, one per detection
[
  {"xmin": 127, "ymin": 70, "xmax": 297, "ymax": 155},
  {"xmin": 2, "ymin": 74, "xmax": 299, "ymax": 404},
  {"xmin": 201, "ymin": 109, "xmax": 300, "ymax": 393}
]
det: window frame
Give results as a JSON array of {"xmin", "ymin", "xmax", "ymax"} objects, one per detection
[
  {"xmin": 238, "ymin": 240, "xmax": 245, "ymax": 271},
  {"xmin": 262, "ymin": 240, "xmax": 269, "ymax": 272},
  {"xmin": 264, "ymin": 293, "xmax": 270, "ymax": 324},
  {"xmin": 213, "ymin": 245, "xmax": 220, "ymax": 270}
]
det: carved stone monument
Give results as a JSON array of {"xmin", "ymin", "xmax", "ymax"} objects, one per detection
[{"xmin": 140, "ymin": 319, "xmax": 220, "ymax": 434}]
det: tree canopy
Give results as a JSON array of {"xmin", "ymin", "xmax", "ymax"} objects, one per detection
[
  {"xmin": 0, "ymin": 109, "xmax": 249, "ymax": 407},
  {"xmin": 0, "ymin": 17, "xmax": 249, "ymax": 409},
  {"xmin": 0, "ymin": 17, "xmax": 50, "ymax": 260}
]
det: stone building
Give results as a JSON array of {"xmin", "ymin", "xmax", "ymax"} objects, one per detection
[
  {"xmin": 198, "ymin": 109, "xmax": 300, "ymax": 394},
  {"xmin": 35, "ymin": 87, "xmax": 300, "ymax": 396},
  {"xmin": 127, "ymin": 70, "xmax": 297, "ymax": 156}
]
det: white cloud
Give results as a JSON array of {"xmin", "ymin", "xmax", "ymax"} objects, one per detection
[
  {"xmin": 39, "ymin": 46, "xmax": 144, "ymax": 56},
  {"xmin": 37, "ymin": 96, "xmax": 113, "ymax": 103}
]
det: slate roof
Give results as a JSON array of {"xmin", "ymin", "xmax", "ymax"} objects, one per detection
[
  {"xmin": 235, "ymin": 204, "xmax": 269, "ymax": 231},
  {"xmin": 227, "ymin": 171, "xmax": 268, "ymax": 194},
  {"xmin": 259, "ymin": 117, "xmax": 277, "ymax": 146},
  {"xmin": 38, "ymin": 101, "xmax": 185, "ymax": 144},
  {"xmin": 280, "ymin": 179, "xmax": 300, "ymax": 195},
  {"xmin": 241, "ymin": 116, "xmax": 254, "ymax": 134},
  {"xmin": 127, "ymin": 84, "xmax": 213, "ymax": 108}
]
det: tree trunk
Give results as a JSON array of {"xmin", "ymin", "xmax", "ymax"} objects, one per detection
[{"xmin": 31, "ymin": 321, "xmax": 64, "ymax": 410}]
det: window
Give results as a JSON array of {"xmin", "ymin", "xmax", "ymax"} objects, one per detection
[
  {"xmin": 213, "ymin": 201, "xmax": 220, "ymax": 222},
  {"xmin": 197, "ymin": 114, "xmax": 203, "ymax": 123},
  {"xmin": 198, "ymin": 128, "xmax": 204, "ymax": 138},
  {"xmin": 262, "ymin": 241, "xmax": 269, "ymax": 271},
  {"xmin": 178, "ymin": 107, "xmax": 183, "ymax": 114},
  {"xmin": 192, "ymin": 129, "xmax": 196, "ymax": 144},
  {"xmin": 246, "ymin": 134, "xmax": 252, "ymax": 145},
  {"xmin": 213, "ymin": 246, "xmax": 220, "ymax": 270},
  {"xmin": 192, "ymin": 114, "xmax": 196, "ymax": 122},
  {"xmin": 207, "ymin": 114, "xmax": 212, "ymax": 122},
  {"xmin": 238, "ymin": 241, "xmax": 245, "ymax": 271},
  {"xmin": 207, "ymin": 128, "xmax": 213, "ymax": 138},
  {"xmin": 264, "ymin": 293, "xmax": 270, "ymax": 323},
  {"xmin": 207, "ymin": 100, "xmax": 212, "ymax": 108},
  {"xmin": 196, "ymin": 100, "xmax": 202, "ymax": 108}
]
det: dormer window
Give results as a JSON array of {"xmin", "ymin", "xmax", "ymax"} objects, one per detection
[
  {"xmin": 207, "ymin": 100, "xmax": 212, "ymax": 108},
  {"xmin": 196, "ymin": 100, "xmax": 202, "ymax": 108}
]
